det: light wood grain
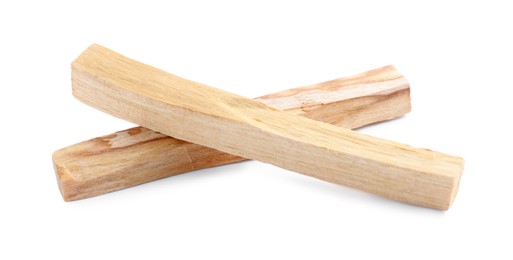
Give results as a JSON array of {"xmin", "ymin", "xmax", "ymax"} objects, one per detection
[
  {"xmin": 70, "ymin": 44, "xmax": 464, "ymax": 209},
  {"xmin": 54, "ymin": 65, "xmax": 410, "ymax": 201}
]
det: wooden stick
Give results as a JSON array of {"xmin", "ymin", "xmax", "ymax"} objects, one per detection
[
  {"xmin": 54, "ymin": 65, "xmax": 410, "ymax": 201},
  {"xmin": 70, "ymin": 44, "xmax": 464, "ymax": 209}
]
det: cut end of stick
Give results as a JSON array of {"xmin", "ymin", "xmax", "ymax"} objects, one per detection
[
  {"xmin": 52, "ymin": 152, "xmax": 74, "ymax": 202},
  {"xmin": 410, "ymin": 154, "xmax": 464, "ymax": 210},
  {"xmin": 445, "ymin": 157, "xmax": 465, "ymax": 210}
]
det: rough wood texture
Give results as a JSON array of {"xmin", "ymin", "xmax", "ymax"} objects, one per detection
[
  {"xmin": 70, "ymin": 44, "xmax": 464, "ymax": 209},
  {"xmin": 54, "ymin": 65, "xmax": 411, "ymax": 201}
]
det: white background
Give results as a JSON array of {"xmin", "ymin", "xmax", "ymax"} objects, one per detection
[{"xmin": 1, "ymin": 1, "xmax": 512, "ymax": 259}]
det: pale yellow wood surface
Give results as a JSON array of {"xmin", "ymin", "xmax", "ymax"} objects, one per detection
[
  {"xmin": 54, "ymin": 65, "xmax": 410, "ymax": 201},
  {"xmin": 71, "ymin": 44, "xmax": 464, "ymax": 209}
]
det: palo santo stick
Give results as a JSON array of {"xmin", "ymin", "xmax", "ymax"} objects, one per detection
[
  {"xmin": 71, "ymin": 44, "xmax": 464, "ymax": 209},
  {"xmin": 54, "ymin": 65, "xmax": 410, "ymax": 201}
]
